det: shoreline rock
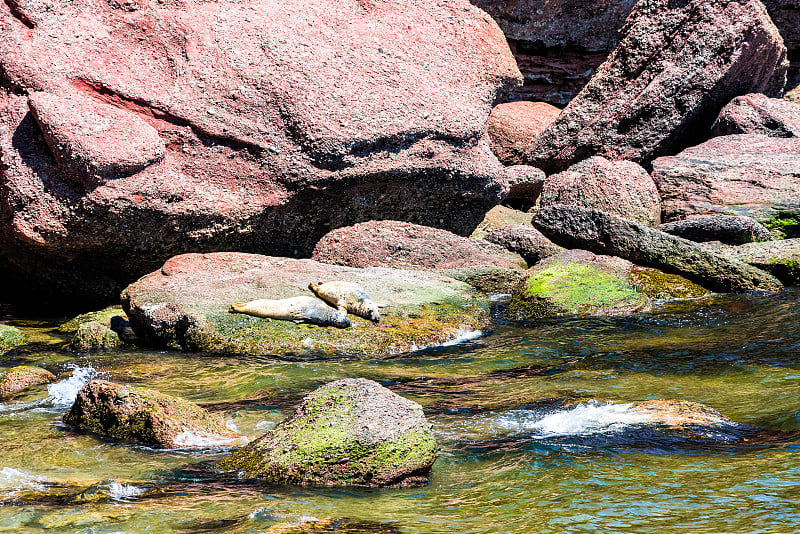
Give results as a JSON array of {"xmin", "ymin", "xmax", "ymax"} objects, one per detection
[
  {"xmin": 656, "ymin": 215, "xmax": 772, "ymax": 245},
  {"xmin": 0, "ymin": 366, "xmax": 56, "ymax": 398}
]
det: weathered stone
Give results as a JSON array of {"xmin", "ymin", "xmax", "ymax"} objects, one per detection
[
  {"xmin": 0, "ymin": 324, "xmax": 25, "ymax": 354},
  {"xmin": 470, "ymin": 205, "xmax": 532, "ymax": 239},
  {"xmin": 652, "ymin": 134, "xmax": 800, "ymax": 223},
  {"xmin": 502, "ymin": 165, "xmax": 546, "ymax": 210},
  {"xmin": 69, "ymin": 322, "xmax": 123, "ymax": 352},
  {"xmin": 0, "ymin": 366, "xmax": 56, "ymax": 397},
  {"xmin": 216, "ymin": 378, "xmax": 438, "ymax": 487},
  {"xmin": 539, "ymin": 156, "xmax": 661, "ymax": 227},
  {"xmin": 312, "ymin": 220, "xmax": 526, "ymax": 270},
  {"xmin": 714, "ymin": 238, "xmax": 800, "ymax": 286},
  {"xmin": 507, "ymin": 249, "xmax": 708, "ymax": 320},
  {"xmin": 532, "ymin": 205, "xmax": 783, "ymax": 293},
  {"xmin": 711, "ymin": 93, "xmax": 800, "ymax": 138},
  {"xmin": 787, "ymin": 83, "xmax": 800, "ymax": 104},
  {"xmin": 525, "ymin": 0, "xmax": 788, "ymax": 173},
  {"xmin": 657, "ymin": 215, "xmax": 772, "ymax": 245},
  {"xmin": 63, "ymin": 379, "xmax": 248, "ymax": 449},
  {"xmin": 439, "ymin": 266, "xmax": 524, "ymax": 294},
  {"xmin": 121, "ymin": 253, "xmax": 489, "ymax": 358},
  {"xmin": 484, "ymin": 225, "xmax": 564, "ymax": 265},
  {"xmin": 0, "ymin": 0, "xmax": 521, "ymax": 306},
  {"xmin": 487, "ymin": 101, "xmax": 560, "ymax": 165},
  {"xmin": 28, "ymin": 92, "xmax": 165, "ymax": 186}
]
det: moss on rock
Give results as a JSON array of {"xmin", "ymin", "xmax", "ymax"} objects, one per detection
[
  {"xmin": 0, "ymin": 366, "xmax": 56, "ymax": 397},
  {"xmin": 69, "ymin": 321, "xmax": 122, "ymax": 352},
  {"xmin": 58, "ymin": 306, "xmax": 127, "ymax": 333},
  {"xmin": 216, "ymin": 378, "xmax": 438, "ymax": 487},
  {"xmin": 63, "ymin": 379, "xmax": 248, "ymax": 449},
  {"xmin": 0, "ymin": 324, "xmax": 25, "ymax": 354}
]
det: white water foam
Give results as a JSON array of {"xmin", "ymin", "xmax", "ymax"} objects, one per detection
[
  {"xmin": 441, "ymin": 329, "xmax": 483, "ymax": 347},
  {"xmin": 496, "ymin": 401, "xmax": 651, "ymax": 438},
  {"xmin": 171, "ymin": 430, "xmax": 249, "ymax": 449},
  {"xmin": 46, "ymin": 365, "xmax": 99, "ymax": 408},
  {"xmin": 105, "ymin": 480, "xmax": 145, "ymax": 501},
  {"xmin": 0, "ymin": 467, "xmax": 49, "ymax": 493}
]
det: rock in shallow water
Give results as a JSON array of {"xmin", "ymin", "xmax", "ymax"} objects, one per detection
[
  {"xmin": 0, "ymin": 325, "xmax": 25, "ymax": 354},
  {"xmin": 532, "ymin": 205, "xmax": 783, "ymax": 293},
  {"xmin": 0, "ymin": 366, "xmax": 56, "ymax": 398},
  {"xmin": 216, "ymin": 378, "xmax": 438, "ymax": 487},
  {"xmin": 121, "ymin": 253, "xmax": 488, "ymax": 358},
  {"xmin": 63, "ymin": 379, "xmax": 248, "ymax": 449}
]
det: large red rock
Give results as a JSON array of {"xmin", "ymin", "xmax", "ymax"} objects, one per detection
[
  {"xmin": 487, "ymin": 101, "xmax": 560, "ymax": 165},
  {"xmin": 539, "ymin": 156, "xmax": 661, "ymax": 227},
  {"xmin": 524, "ymin": 0, "xmax": 788, "ymax": 173},
  {"xmin": 711, "ymin": 93, "xmax": 800, "ymax": 138},
  {"xmin": 311, "ymin": 220, "xmax": 526, "ymax": 270},
  {"xmin": 0, "ymin": 0, "xmax": 522, "ymax": 305},
  {"xmin": 652, "ymin": 134, "xmax": 800, "ymax": 223}
]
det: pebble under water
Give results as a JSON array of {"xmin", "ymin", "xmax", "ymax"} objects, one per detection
[{"xmin": 1, "ymin": 290, "xmax": 800, "ymax": 533}]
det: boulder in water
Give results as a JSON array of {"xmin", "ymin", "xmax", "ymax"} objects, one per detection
[
  {"xmin": 0, "ymin": 325, "xmax": 25, "ymax": 354},
  {"xmin": 69, "ymin": 322, "xmax": 123, "ymax": 352},
  {"xmin": 63, "ymin": 379, "xmax": 248, "ymax": 449},
  {"xmin": 216, "ymin": 378, "xmax": 438, "ymax": 487},
  {"xmin": 0, "ymin": 366, "xmax": 56, "ymax": 398}
]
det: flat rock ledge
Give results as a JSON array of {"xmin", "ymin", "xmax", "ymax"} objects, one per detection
[
  {"xmin": 63, "ymin": 379, "xmax": 248, "ymax": 449},
  {"xmin": 121, "ymin": 253, "xmax": 489, "ymax": 359},
  {"xmin": 532, "ymin": 205, "xmax": 783, "ymax": 293},
  {"xmin": 216, "ymin": 378, "xmax": 438, "ymax": 487}
]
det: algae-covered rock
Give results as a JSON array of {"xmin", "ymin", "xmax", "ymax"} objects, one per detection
[
  {"xmin": 714, "ymin": 238, "xmax": 800, "ymax": 286},
  {"xmin": 69, "ymin": 322, "xmax": 122, "ymax": 352},
  {"xmin": 439, "ymin": 266, "xmax": 524, "ymax": 294},
  {"xmin": 0, "ymin": 366, "xmax": 56, "ymax": 398},
  {"xmin": 508, "ymin": 250, "xmax": 708, "ymax": 319},
  {"xmin": 63, "ymin": 379, "xmax": 249, "ymax": 449},
  {"xmin": 58, "ymin": 306, "xmax": 126, "ymax": 333},
  {"xmin": 216, "ymin": 378, "xmax": 438, "ymax": 487},
  {"xmin": 122, "ymin": 253, "xmax": 489, "ymax": 359},
  {"xmin": 0, "ymin": 325, "xmax": 25, "ymax": 354}
]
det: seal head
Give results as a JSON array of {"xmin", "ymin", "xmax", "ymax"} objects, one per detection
[{"xmin": 308, "ymin": 281, "xmax": 381, "ymax": 323}]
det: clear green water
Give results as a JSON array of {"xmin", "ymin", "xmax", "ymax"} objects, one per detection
[{"xmin": 1, "ymin": 290, "xmax": 800, "ymax": 533}]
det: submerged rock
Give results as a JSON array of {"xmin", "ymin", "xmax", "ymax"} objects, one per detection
[
  {"xmin": 311, "ymin": 220, "xmax": 527, "ymax": 270},
  {"xmin": 532, "ymin": 205, "xmax": 783, "ymax": 293},
  {"xmin": 507, "ymin": 250, "xmax": 708, "ymax": 320},
  {"xmin": 63, "ymin": 379, "xmax": 248, "ymax": 449},
  {"xmin": 711, "ymin": 93, "xmax": 800, "ymax": 138},
  {"xmin": 484, "ymin": 225, "xmax": 565, "ymax": 266},
  {"xmin": 261, "ymin": 518, "xmax": 400, "ymax": 534},
  {"xmin": 657, "ymin": 215, "xmax": 772, "ymax": 245},
  {"xmin": 538, "ymin": 156, "xmax": 661, "ymax": 227},
  {"xmin": 216, "ymin": 378, "xmax": 438, "ymax": 487},
  {"xmin": 0, "ymin": 366, "xmax": 56, "ymax": 398},
  {"xmin": 0, "ymin": 0, "xmax": 521, "ymax": 305},
  {"xmin": 487, "ymin": 101, "xmax": 560, "ymax": 165},
  {"xmin": 69, "ymin": 322, "xmax": 123, "ymax": 352},
  {"xmin": 525, "ymin": 0, "xmax": 788, "ymax": 172},
  {"xmin": 122, "ymin": 253, "xmax": 488, "ymax": 358},
  {"xmin": 653, "ymin": 134, "xmax": 800, "ymax": 223},
  {"xmin": 0, "ymin": 325, "xmax": 25, "ymax": 354}
]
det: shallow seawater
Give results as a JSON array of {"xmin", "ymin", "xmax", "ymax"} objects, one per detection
[{"xmin": 1, "ymin": 290, "xmax": 800, "ymax": 533}]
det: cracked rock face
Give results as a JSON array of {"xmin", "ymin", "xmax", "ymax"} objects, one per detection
[{"xmin": 0, "ymin": 0, "xmax": 521, "ymax": 305}]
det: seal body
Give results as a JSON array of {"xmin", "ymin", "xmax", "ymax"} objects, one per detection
[
  {"xmin": 229, "ymin": 296, "xmax": 351, "ymax": 328},
  {"xmin": 308, "ymin": 282, "xmax": 381, "ymax": 323}
]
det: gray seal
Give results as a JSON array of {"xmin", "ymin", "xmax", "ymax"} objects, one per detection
[
  {"xmin": 308, "ymin": 281, "xmax": 381, "ymax": 323},
  {"xmin": 229, "ymin": 296, "xmax": 351, "ymax": 328}
]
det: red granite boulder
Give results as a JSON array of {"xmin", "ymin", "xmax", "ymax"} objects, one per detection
[
  {"xmin": 525, "ymin": 0, "xmax": 788, "ymax": 173},
  {"xmin": 487, "ymin": 101, "xmax": 561, "ymax": 165},
  {"xmin": 0, "ymin": 0, "xmax": 521, "ymax": 305},
  {"xmin": 711, "ymin": 93, "xmax": 800, "ymax": 138}
]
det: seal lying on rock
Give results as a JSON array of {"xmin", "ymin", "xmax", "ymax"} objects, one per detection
[
  {"xmin": 229, "ymin": 296, "xmax": 351, "ymax": 328},
  {"xmin": 308, "ymin": 281, "xmax": 381, "ymax": 323}
]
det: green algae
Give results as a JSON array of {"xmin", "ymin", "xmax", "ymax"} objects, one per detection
[
  {"xmin": 69, "ymin": 322, "xmax": 122, "ymax": 352},
  {"xmin": 0, "ymin": 324, "xmax": 25, "ymax": 354},
  {"xmin": 763, "ymin": 210, "xmax": 800, "ymax": 239},
  {"xmin": 58, "ymin": 306, "xmax": 126, "ymax": 333},
  {"xmin": 629, "ymin": 268, "xmax": 710, "ymax": 300}
]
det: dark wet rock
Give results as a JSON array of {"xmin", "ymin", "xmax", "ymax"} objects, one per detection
[
  {"xmin": 470, "ymin": 205, "xmax": 532, "ymax": 239},
  {"xmin": 487, "ymin": 101, "xmax": 560, "ymax": 165},
  {"xmin": 216, "ymin": 378, "xmax": 438, "ymax": 487},
  {"xmin": 653, "ymin": 134, "xmax": 800, "ymax": 223},
  {"xmin": 69, "ymin": 322, "xmax": 123, "ymax": 352},
  {"xmin": 122, "ymin": 252, "xmax": 488, "ymax": 359},
  {"xmin": 0, "ymin": 324, "xmax": 25, "ymax": 354},
  {"xmin": 657, "ymin": 215, "xmax": 772, "ymax": 245},
  {"xmin": 525, "ymin": 0, "xmax": 788, "ymax": 173},
  {"xmin": 470, "ymin": 0, "xmax": 639, "ymax": 104},
  {"xmin": 0, "ymin": 365, "xmax": 56, "ymax": 397},
  {"xmin": 63, "ymin": 379, "xmax": 248, "ymax": 449},
  {"xmin": 502, "ymin": 165, "xmax": 546, "ymax": 210},
  {"xmin": 507, "ymin": 249, "xmax": 708, "ymax": 320},
  {"xmin": 713, "ymin": 238, "xmax": 800, "ymax": 286},
  {"xmin": 439, "ymin": 266, "xmax": 524, "ymax": 295},
  {"xmin": 539, "ymin": 156, "xmax": 661, "ymax": 227},
  {"xmin": 0, "ymin": 0, "xmax": 521, "ymax": 306},
  {"xmin": 711, "ymin": 93, "xmax": 800, "ymax": 138},
  {"xmin": 484, "ymin": 225, "xmax": 565, "ymax": 266},
  {"xmin": 532, "ymin": 205, "xmax": 783, "ymax": 293},
  {"xmin": 312, "ymin": 220, "xmax": 527, "ymax": 270}
]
